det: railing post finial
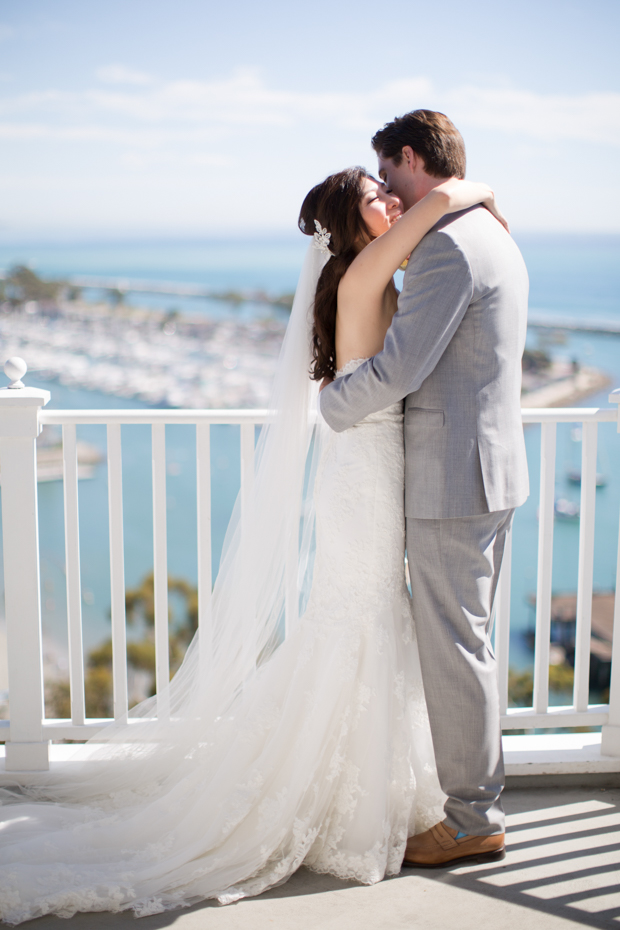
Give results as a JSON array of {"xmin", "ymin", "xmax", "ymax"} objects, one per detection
[{"xmin": 4, "ymin": 356, "xmax": 28, "ymax": 389}]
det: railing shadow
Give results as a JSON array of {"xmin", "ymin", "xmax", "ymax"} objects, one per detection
[
  {"xmin": 23, "ymin": 787, "xmax": 620, "ymax": 930},
  {"xmin": 406, "ymin": 786, "xmax": 620, "ymax": 930}
]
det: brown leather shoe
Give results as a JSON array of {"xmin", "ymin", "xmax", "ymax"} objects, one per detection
[{"xmin": 402, "ymin": 821, "xmax": 505, "ymax": 868}]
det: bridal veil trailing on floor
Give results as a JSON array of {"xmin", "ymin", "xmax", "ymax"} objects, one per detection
[{"xmin": 0, "ymin": 246, "xmax": 443, "ymax": 925}]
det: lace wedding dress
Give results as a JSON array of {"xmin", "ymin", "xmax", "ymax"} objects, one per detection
[{"xmin": 0, "ymin": 358, "xmax": 443, "ymax": 924}]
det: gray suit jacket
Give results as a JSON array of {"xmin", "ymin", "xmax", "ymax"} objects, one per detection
[{"xmin": 320, "ymin": 205, "xmax": 530, "ymax": 518}]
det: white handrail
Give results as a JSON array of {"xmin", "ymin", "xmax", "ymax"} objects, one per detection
[
  {"xmin": 38, "ymin": 405, "xmax": 618, "ymax": 427},
  {"xmin": 522, "ymin": 408, "xmax": 617, "ymax": 423},
  {"xmin": 40, "ymin": 409, "xmax": 271, "ymax": 425}
]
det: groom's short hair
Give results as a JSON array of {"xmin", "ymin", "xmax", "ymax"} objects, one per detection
[{"xmin": 372, "ymin": 110, "xmax": 466, "ymax": 179}]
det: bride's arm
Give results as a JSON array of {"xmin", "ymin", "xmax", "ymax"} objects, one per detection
[{"xmin": 340, "ymin": 180, "xmax": 506, "ymax": 299}]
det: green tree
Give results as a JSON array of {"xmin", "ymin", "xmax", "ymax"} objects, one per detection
[
  {"xmin": 107, "ymin": 287, "xmax": 125, "ymax": 307},
  {"xmin": 522, "ymin": 348, "xmax": 552, "ymax": 373},
  {"xmin": 508, "ymin": 663, "xmax": 575, "ymax": 707},
  {"xmin": 6, "ymin": 264, "xmax": 63, "ymax": 302}
]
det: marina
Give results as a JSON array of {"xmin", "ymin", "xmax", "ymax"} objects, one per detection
[{"xmin": 0, "ymin": 299, "xmax": 285, "ymax": 409}]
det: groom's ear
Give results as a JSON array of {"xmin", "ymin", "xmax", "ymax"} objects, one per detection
[{"xmin": 402, "ymin": 146, "xmax": 421, "ymax": 174}]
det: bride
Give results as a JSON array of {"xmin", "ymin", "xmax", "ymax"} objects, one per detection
[{"xmin": 0, "ymin": 170, "xmax": 503, "ymax": 924}]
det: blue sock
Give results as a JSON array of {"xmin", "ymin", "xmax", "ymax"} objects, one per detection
[{"xmin": 455, "ymin": 831, "xmax": 468, "ymax": 840}]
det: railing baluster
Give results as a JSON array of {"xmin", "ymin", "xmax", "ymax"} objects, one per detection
[
  {"xmin": 151, "ymin": 423, "xmax": 169, "ymax": 716},
  {"xmin": 602, "ymin": 389, "xmax": 620, "ymax": 756},
  {"xmin": 196, "ymin": 423, "xmax": 213, "ymax": 662},
  {"xmin": 495, "ymin": 524, "xmax": 512, "ymax": 716},
  {"xmin": 239, "ymin": 423, "xmax": 256, "ymax": 656},
  {"xmin": 533, "ymin": 422, "xmax": 556, "ymax": 714},
  {"xmin": 574, "ymin": 421, "xmax": 598, "ymax": 712},
  {"xmin": 62, "ymin": 424, "xmax": 85, "ymax": 726},
  {"xmin": 107, "ymin": 423, "xmax": 128, "ymax": 719}
]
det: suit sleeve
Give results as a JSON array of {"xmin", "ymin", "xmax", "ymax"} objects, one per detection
[{"xmin": 319, "ymin": 229, "xmax": 474, "ymax": 432}]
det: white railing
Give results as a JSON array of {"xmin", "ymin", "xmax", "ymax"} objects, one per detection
[{"xmin": 0, "ymin": 357, "xmax": 619, "ymax": 773}]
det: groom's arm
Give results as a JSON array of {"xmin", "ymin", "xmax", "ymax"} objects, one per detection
[{"xmin": 319, "ymin": 229, "xmax": 474, "ymax": 432}]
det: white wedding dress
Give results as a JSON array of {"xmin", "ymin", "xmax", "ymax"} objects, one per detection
[{"xmin": 0, "ymin": 358, "xmax": 443, "ymax": 925}]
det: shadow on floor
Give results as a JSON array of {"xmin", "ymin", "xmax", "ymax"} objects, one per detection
[
  {"xmin": 414, "ymin": 786, "xmax": 620, "ymax": 930},
  {"xmin": 23, "ymin": 787, "xmax": 620, "ymax": 930}
]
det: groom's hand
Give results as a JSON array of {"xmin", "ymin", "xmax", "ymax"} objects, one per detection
[{"xmin": 319, "ymin": 376, "xmax": 334, "ymax": 392}]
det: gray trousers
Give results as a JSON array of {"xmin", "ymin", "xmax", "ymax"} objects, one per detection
[{"xmin": 406, "ymin": 509, "xmax": 513, "ymax": 836}]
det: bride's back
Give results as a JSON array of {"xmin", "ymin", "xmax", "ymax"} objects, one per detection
[{"xmin": 335, "ymin": 273, "xmax": 399, "ymax": 372}]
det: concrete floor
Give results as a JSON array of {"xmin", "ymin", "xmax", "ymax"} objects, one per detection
[{"xmin": 22, "ymin": 785, "xmax": 620, "ymax": 930}]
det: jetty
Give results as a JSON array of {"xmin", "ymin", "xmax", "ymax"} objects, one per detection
[
  {"xmin": 528, "ymin": 314, "xmax": 620, "ymax": 335},
  {"xmin": 68, "ymin": 275, "xmax": 294, "ymax": 309},
  {"xmin": 521, "ymin": 365, "xmax": 612, "ymax": 408}
]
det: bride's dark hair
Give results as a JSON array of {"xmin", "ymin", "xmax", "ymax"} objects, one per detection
[{"xmin": 298, "ymin": 167, "xmax": 373, "ymax": 381}]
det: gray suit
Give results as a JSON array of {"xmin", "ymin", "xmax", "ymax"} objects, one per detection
[{"xmin": 320, "ymin": 205, "xmax": 529, "ymax": 835}]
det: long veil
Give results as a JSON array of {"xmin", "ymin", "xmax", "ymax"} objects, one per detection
[{"xmin": 7, "ymin": 242, "xmax": 330, "ymax": 803}]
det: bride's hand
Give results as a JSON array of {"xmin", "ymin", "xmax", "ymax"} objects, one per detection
[{"xmin": 432, "ymin": 179, "xmax": 510, "ymax": 233}]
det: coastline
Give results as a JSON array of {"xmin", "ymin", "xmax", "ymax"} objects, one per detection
[{"xmin": 521, "ymin": 365, "xmax": 613, "ymax": 408}]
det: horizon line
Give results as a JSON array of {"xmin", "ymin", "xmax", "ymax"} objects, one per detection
[{"xmin": 0, "ymin": 228, "xmax": 619, "ymax": 248}]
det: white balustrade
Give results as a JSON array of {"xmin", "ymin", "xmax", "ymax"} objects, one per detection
[{"xmin": 1, "ymin": 360, "xmax": 620, "ymax": 773}]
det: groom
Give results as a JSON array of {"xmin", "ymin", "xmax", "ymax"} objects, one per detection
[{"xmin": 320, "ymin": 110, "xmax": 529, "ymax": 866}]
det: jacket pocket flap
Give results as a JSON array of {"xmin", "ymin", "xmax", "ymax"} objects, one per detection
[{"xmin": 405, "ymin": 407, "xmax": 445, "ymax": 428}]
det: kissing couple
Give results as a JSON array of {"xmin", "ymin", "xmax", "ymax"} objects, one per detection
[{"xmin": 0, "ymin": 109, "xmax": 529, "ymax": 924}]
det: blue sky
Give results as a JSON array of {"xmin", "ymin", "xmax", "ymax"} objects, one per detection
[{"xmin": 0, "ymin": 0, "xmax": 618, "ymax": 238}]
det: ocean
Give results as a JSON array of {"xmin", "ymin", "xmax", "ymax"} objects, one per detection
[{"xmin": 0, "ymin": 233, "xmax": 619, "ymax": 670}]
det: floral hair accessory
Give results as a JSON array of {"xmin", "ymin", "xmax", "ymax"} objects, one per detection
[{"xmin": 313, "ymin": 219, "xmax": 332, "ymax": 255}]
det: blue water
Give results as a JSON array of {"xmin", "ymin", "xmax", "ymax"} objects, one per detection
[
  {"xmin": 1, "ymin": 233, "xmax": 618, "ymax": 322},
  {"xmin": 0, "ymin": 234, "xmax": 619, "ymax": 668},
  {"xmin": 0, "ymin": 238, "xmax": 307, "ymax": 292},
  {"xmin": 515, "ymin": 234, "xmax": 620, "ymax": 323},
  {"xmin": 0, "ymin": 238, "xmax": 307, "ymax": 322}
]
